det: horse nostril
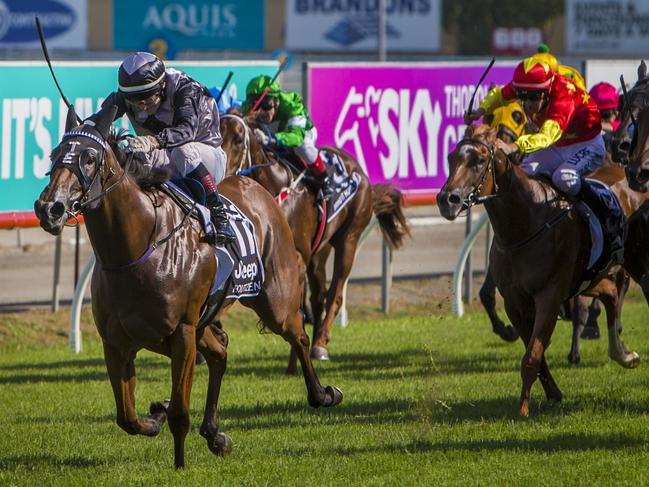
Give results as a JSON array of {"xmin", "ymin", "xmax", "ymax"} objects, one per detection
[
  {"xmin": 448, "ymin": 193, "xmax": 461, "ymax": 205},
  {"xmin": 49, "ymin": 201, "xmax": 65, "ymax": 219},
  {"xmin": 619, "ymin": 141, "xmax": 631, "ymax": 153}
]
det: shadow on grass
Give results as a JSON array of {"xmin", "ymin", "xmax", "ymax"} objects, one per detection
[
  {"xmin": 280, "ymin": 431, "xmax": 645, "ymax": 457},
  {"xmin": 0, "ymin": 454, "xmax": 105, "ymax": 470},
  {"xmin": 220, "ymin": 397, "xmax": 420, "ymax": 431}
]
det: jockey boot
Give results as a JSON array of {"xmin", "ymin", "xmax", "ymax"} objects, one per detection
[
  {"xmin": 578, "ymin": 179, "xmax": 626, "ymax": 266},
  {"xmin": 188, "ymin": 164, "xmax": 236, "ymax": 245},
  {"xmin": 310, "ymin": 153, "xmax": 334, "ymax": 201}
]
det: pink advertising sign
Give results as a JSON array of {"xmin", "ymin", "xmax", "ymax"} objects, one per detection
[{"xmin": 307, "ymin": 62, "xmax": 517, "ymax": 203}]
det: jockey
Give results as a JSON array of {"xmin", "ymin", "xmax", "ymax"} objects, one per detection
[
  {"xmin": 240, "ymin": 75, "xmax": 334, "ymax": 200},
  {"xmin": 465, "ymin": 56, "xmax": 625, "ymax": 265},
  {"xmin": 89, "ymin": 51, "xmax": 235, "ymax": 244},
  {"xmin": 589, "ymin": 82, "xmax": 620, "ymax": 135}
]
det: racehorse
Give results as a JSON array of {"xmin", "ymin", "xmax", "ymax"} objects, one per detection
[
  {"xmin": 219, "ymin": 113, "xmax": 410, "ymax": 364},
  {"xmin": 438, "ymin": 123, "xmax": 642, "ymax": 417},
  {"xmin": 33, "ymin": 105, "xmax": 342, "ymax": 468},
  {"xmin": 480, "ymin": 104, "xmax": 604, "ymax": 351}
]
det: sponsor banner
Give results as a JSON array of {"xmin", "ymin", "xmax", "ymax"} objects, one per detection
[
  {"xmin": 113, "ymin": 0, "xmax": 264, "ymax": 51},
  {"xmin": 286, "ymin": 0, "xmax": 440, "ymax": 52},
  {"xmin": 307, "ymin": 62, "xmax": 517, "ymax": 198},
  {"xmin": 585, "ymin": 59, "xmax": 643, "ymax": 90},
  {"xmin": 0, "ymin": 0, "xmax": 86, "ymax": 48},
  {"xmin": 566, "ymin": 0, "xmax": 649, "ymax": 55},
  {"xmin": 0, "ymin": 61, "xmax": 276, "ymax": 216}
]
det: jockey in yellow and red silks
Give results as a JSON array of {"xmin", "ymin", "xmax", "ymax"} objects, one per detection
[{"xmin": 465, "ymin": 57, "xmax": 624, "ymax": 265}]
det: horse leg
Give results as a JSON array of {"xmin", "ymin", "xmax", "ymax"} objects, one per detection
[
  {"xmin": 538, "ymin": 355, "xmax": 562, "ymax": 402},
  {"xmin": 598, "ymin": 271, "xmax": 640, "ymax": 368},
  {"xmin": 519, "ymin": 292, "xmax": 561, "ymax": 417},
  {"xmin": 312, "ymin": 234, "xmax": 360, "ymax": 359},
  {"xmin": 308, "ymin": 247, "xmax": 332, "ymax": 361},
  {"xmin": 167, "ymin": 324, "xmax": 197, "ymax": 468},
  {"xmin": 480, "ymin": 268, "xmax": 518, "ymax": 342},
  {"xmin": 282, "ymin": 309, "xmax": 343, "ymax": 408},
  {"xmin": 568, "ymin": 296, "xmax": 588, "ymax": 365},
  {"xmin": 102, "ymin": 341, "xmax": 168, "ymax": 437},
  {"xmin": 197, "ymin": 323, "xmax": 233, "ymax": 456}
]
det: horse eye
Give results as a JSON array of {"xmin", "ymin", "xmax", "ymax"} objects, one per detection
[{"xmin": 83, "ymin": 149, "xmax": 98, "ymax": 165}]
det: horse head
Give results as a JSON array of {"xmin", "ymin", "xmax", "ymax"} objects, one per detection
[
  {"xmin": 612, "ymin": 61, "xmax": 649, "ymax": 191},
  {"xmin": 34, "ymin": 104, "xmax": 118, "ymax": 234},
  {"xmin": 437, "ymin": 124, "xmax": 500, "ymax": 220},
  {"xmin": 220, "ymin": 112, "xmax": 268, "ymax": 176}
]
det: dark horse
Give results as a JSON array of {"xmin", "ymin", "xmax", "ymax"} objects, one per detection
[
  {"xmin": 220, "ymin": 113, "xmax": 410, "ymax": 364},
  {"xmin": 34, "ymin": 105, "xmax": 342, "ymax": 468},
  {"xmin": 438, "ymin": 124, "xmax": 642, "ymax": 417},
  {"xmin": 610, "ymin": 60, "xmax": 649, "ymax": 305}
]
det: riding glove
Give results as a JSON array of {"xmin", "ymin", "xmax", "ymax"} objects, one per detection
[
  {"xmin": 254, "ymin": 128, "xmax": 275, "ymax": 146},
  {"xmin": 120, "ymin": 135, "xmax": 160, "ymax": 154}
]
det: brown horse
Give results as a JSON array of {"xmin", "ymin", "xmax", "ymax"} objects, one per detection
[
  {"xmin": 220, "ymin": 113, "xmax": 410, "ymax": 364},
  {"xmin": 33, "ymin": 105, "xmax": 342, "ymax": 468},
  {"xmin": 438, "ymin": 124, "xmax": 642, "ymax": 417}
]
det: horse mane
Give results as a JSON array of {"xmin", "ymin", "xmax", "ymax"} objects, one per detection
[{"xmin": 106, "ymin": 135, "xmax": 174, "ymax": 189}]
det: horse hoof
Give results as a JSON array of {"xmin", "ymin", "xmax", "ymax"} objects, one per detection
[
  {"xmin": 324, "ymin": 385, "xmax": 343, "ymax": 407},
  {"xmin": 625, "ymin": 353, "xmax": 641, "ymax": 369},
  {"xmin": 501, "ymin": 325, "xmax": 519, "ymax": 342},
  {"xmin": 311, "ymin": 346, "xmax": 330, "ymax": 361},
  {"xmin": 567, "ymin": 353, "xmax": 580, "ymax": 365},
  {"xmin": 150, "ymin": 400, "xmax": 169, "ymax": 418},
  {"xmin": 206, "ymin": 432, "xmax": 233, "ymax": 456}
]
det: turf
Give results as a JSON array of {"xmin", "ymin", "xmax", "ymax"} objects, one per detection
[{"xmin": 1, "ymin": 293, "xmax": 649, "ymax": 486}]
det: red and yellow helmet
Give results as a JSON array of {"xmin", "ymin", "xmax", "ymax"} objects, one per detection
[{"xmin": 512, "ymin": 57, "xmax": 554, "ymax": 92}]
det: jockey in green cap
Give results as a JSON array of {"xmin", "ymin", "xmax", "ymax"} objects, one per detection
[{"xmin": 241, "ymin": 75, "xmax": 333, "ymax": 200}]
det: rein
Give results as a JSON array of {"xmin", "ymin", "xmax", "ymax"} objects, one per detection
[
  {"xmin": 455, "ymin": 137, "xmax": 501, "ymax": 209},
  {"xmin": 222, "ymin": 113, "xmax": 306, "ymax": 201},
  {"xmin": 456, "ymin": 135, "xmax": 572, "ymax": 251},
  {"xmin": 55, "ymin": 133, "xmax": 194, "ymax": 271}
]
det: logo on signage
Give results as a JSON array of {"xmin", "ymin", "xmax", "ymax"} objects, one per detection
[
  {"xmin": 325, "ymin": 16, "xmax": 400, "ymax": 47},
  {"xmin": 142, "ymin": 3, "xmax": 238, "ymax": 38},
  {"xmin": 0, "ymin": 0, "xmax": 76, "ymax": 43}
]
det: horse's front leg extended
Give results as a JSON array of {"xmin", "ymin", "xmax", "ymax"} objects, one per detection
[
  {"xmin": 198, "ymin": 323, "xmax": 233, "ymax": 456},
  {"xmin": 168, "ymin": 323, "xmax": 197, "ymax": 468},
  {"xmin": 102, "ymin": 341, "xmax": 167, "ymax": 437},
  {"xmin": 519, "ymin": 293, "xmax": 561, "ymax": 417}
]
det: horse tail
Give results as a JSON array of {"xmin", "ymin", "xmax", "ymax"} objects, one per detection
[{"xmin": 370, "ymin": 184, "xmax": 411, "ymax": 249}]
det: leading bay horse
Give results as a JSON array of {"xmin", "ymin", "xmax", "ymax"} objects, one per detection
[
  {"xmin": 220, "ymin": 113, "xmax": 410, "ymax": 364},
  {"xmin": 438, "ymin": 124, "xmax": 643, "ymax": 417},
  {"xmin": 34, "ymin": 105, "xmax": 342, "ymax": 468}
]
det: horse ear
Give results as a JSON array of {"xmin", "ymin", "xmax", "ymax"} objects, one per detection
[
  {"xmin": 95, "ymin": 105, "xmax": 119, "ymax": 140},
  {"xmin": 639, "ymin": 60, "xmax": 647, "ymax": 81},
  {"xmin": 65, "ymin": 104, "xmax": 78, "ymax": 132}
]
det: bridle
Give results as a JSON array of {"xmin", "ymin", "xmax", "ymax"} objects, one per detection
[
  {"xmin": 221, "ymin": 114, "xmax": 253, "ymax": 174},
  {"xmin": 50, "ymin": 129, "xmax": 134, "ymax": 219},
  {"xmin": 454, "ymin": 137, "xmax": 501, "ymax": 210}
]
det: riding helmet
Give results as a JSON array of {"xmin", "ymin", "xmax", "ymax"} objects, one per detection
[
  {"xmin": 512, "ymin": 57, "xmax": 554, "ymax": 92},
  {"xmin": 118, "ymin": 52, "xmax": 166, "ymax": 101},
  {"xmin": 246, "ymin": 75, "xmax": 281, "ymax": 99},
  {"xmin": 589, "ymin": 82, "xmax": 620, "ymax": 111}
]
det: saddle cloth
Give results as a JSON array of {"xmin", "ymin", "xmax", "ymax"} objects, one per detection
[
  {"xmin": 163, "ymin": 181, "xmax": 264, "ymax": 301},
  {"xmin": 322, "ymin": 150, "xmax": 362, "ymax": 223}
]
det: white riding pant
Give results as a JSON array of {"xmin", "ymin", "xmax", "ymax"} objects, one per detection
[
  {"xmin": 138, "ymin": 142, "xmax": 227, "ymax": 183},
  {"xmin": 519, "ymin": 134, "xmax": 606, "ymax": 195},
  {"xmin": 293, "ymin": 126, "xmax": 319, "ymax": 165}
]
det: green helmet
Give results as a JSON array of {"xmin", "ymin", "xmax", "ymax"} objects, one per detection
[{"xmin": 246, "ymin": 75, "xmax": 281, "ymax": 98}]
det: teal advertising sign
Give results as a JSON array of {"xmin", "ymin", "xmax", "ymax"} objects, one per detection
[
  {"xmin": 0, "ymin": 61, "xmax": 276, "ymax": 216},
  {"xmin": 113, "ymin": 0, "xmax": 265, "ymax": 52}
]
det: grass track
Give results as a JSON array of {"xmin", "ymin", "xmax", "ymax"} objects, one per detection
[{"xmin": 1, "ymin": 295, "xmax": 649, "ymax": 486}]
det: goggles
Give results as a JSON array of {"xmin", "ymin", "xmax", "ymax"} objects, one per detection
[{"xmin": 516, "ymin": 90, "xmax": 546, "ymax": 102}]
